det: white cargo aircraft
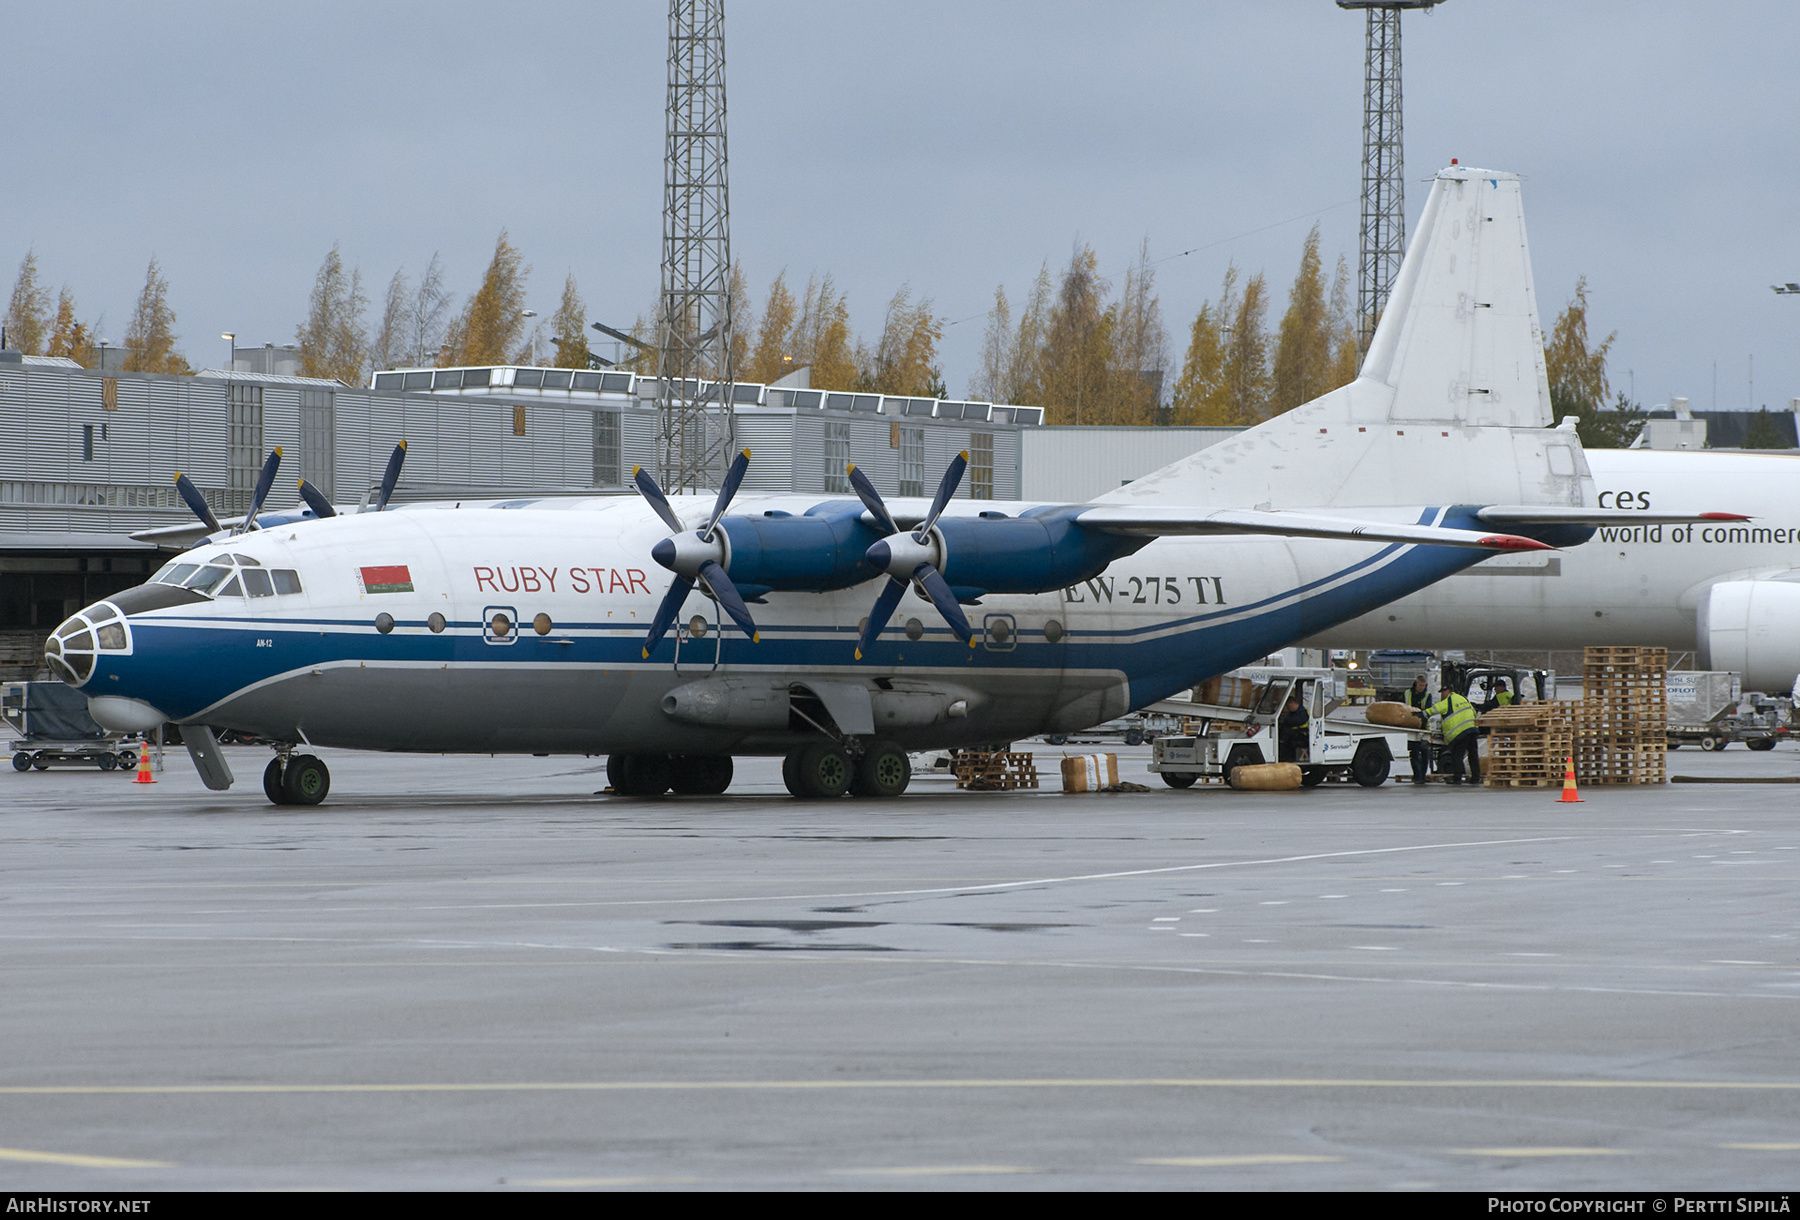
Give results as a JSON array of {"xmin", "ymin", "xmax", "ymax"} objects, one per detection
[
  {"xmin": 1313, "ymin": 446, "xmax": 1800, "ymax": 694},
  {"xmin": 44, "ymin": 166, "xmax": 1736, "ymax": 803}
]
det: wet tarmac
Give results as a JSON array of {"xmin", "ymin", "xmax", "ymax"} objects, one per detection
[{"xmin": 3, "ymin": 738, "xmax": 1799, "ymax": 1190}]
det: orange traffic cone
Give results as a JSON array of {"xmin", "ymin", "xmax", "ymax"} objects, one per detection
[
  {"xmin": 1557, "ymin": 756, "xmax": 1581, "ymax": 803},
  {"xmin": 133, "ymin": 748, "xmax": 155, "ymax": 785}
]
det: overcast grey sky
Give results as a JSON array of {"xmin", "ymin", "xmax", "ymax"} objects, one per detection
[{"xmin": 5, "ymin": 1, "xmax": 1795, "ymax": 411}]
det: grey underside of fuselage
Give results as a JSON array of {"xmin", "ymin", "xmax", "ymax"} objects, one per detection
[{"xmin": 207, "ymin": 665, "xmax": 1123, "ymax": 754}]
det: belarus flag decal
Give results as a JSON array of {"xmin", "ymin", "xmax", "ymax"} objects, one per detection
[{"xmin": 359, "ymin": 565, "xmax": 414, "ymax": 595}]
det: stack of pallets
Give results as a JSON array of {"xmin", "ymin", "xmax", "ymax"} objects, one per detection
[
  {"xmin": 1575, "ymin": 646, "xmax": 1668, "ymax": 785},
  {"xmin": 1480, "ymin": 703, "xmax": 1577, "ymax": 787},
  {"xmin": 952, "ymin": 751, "xmax": 1040, "ymax": 791}
]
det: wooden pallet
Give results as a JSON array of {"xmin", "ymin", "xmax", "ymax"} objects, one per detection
[{"xmin": 953, "ymin": 751, "xmax": 1040, "ymax": 791}]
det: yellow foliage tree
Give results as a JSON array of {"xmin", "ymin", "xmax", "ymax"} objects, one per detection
[
  {"xmin": 745, "ymin": 271, "xmax": 798, "ymax": 384},
  {"xmin": 1108, "ymin": 240, "xmax": 1167, "ymax": 424},
  {"xmin": 1544, "ymin": 276, "xmax": 1613, "ymax": 409},
  {"xmin": 123, "ymin": 257, "xmax": 187, "ymax": 374},
  {"xmin": 791, "ymin": 274, "xmax": 856, "ymax": 390},
  {"xmin": 5, "ymin": 249, "xmax": 49, "ymax": 354},
  {"xmin": 296, "ymin": 244, "xmax": 369, "ymax": 384},
  {"xmin": 443, "ymin": 231, "xmax": 530, "ymax": 366},
  {"xmin": 46, "ymin": 288, "xmax": 91, "ymax": 366},
  {"xmin": 1169, "ymin": 296, "xmax": 1228, "ymax": 424},
  {"xmin": 550, "ymin": 273, "xmax": 589, "ymax": 369},
  {"xmin": 864, "ymin": 285, "xmax": 944, "ymax": 397},
  {"xmin": 1270, "ymin": 225, "xmax": 1333, "ymax": 414},
  {"xmin": 1037, "ymin": 244, "xmax": 1116, "ymax": 425},
  {"xmin": 970, "ymin": 263, "xmax": 1051, "ymax": 405}
]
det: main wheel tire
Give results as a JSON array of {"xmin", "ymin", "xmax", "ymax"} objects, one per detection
[
  {"xmin": 1351, "ymin": 746, "xmax": 1391, "ymax": 788},
  {"xmin": 263, "ymin": 758, "xmax": 290, "ymax": 805},
  {"xmin": 1301, "ymin": 765, "xmax": 1327, "ymax": 788},
  {"xmin": 1747, "ymin": 738, "xmax": 1778, "ymax": 752},
  {"xmin": 621, "ymin": 753, "xmax": 672, "ymax": 797},
  {"xmin": 794, "ymin": 742, "xmax": 851, "ymax": 799},
  {"xmin": 781, "ymin": 751, "xmax": 804, "ymax": 797},
  {"xmin": 671, "ymin": 754, "xmax": 733, "ymax": 795},
  {"xmin": 850, "ymin": 741, "xmax": 911, "ymax": 798},
  {"xmin": 12, "ymin": 752, "xmax": 31, "ymax": 772},
  {"xmin": 1160, "ymin": 770, "xmax": 1197, "ymax": 789},
  {"xmin": 282, "ymin": 754, "xmax": 330, "ymax": 805}
]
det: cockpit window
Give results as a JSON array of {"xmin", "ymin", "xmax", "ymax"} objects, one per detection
[
  {"xmin": 217, "ymin": 575, "xmax": 245, "ymax": 598},
  {"xmin": 154, "ymin": 563, "xmax": 199, "ymax": 586},
  {"xmin": 242, "ymin": 569, "xmax": 274, "ymax": 598},
  {"xmin": 231, "ymin": 554, "xmax": 262, "ymax": 566},
  {"xmin": 183, "ymin": 566, "xmax": 232, "ymax": 594},
  {"xmin": 273, "ymin": 570, "xmax": 303, "ymax": 595}
]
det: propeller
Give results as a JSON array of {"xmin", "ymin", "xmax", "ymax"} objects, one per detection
[
  {"xmin": 296, "ymin": 479, "xmax": 336, "ymax": 519},
  {"xmin": 634, "ymin": 450, "xmax": 760, "ymax": 658},
  {"xmin": 232, "ymin": 448, "xmax": 283, "ymax": 536},
  {"xmin": 849, "ymin": 451, "xmax": 974, "ymax": 659},
  {"xmin": 173, "ymin": 472, "xmax": 222, "ymax": 534},
  {"xmin": 369, "ymin": 440, "xmax": 407, "ymax": 513}
]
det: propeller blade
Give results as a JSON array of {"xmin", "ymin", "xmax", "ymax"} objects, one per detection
[
  {"xmin": 697, "ymin": 560, "xmax": 760, "ymax": 642},
  {"xmin": 701, "ymin": 449, "xmax": 751, "ymax": 541},
  {"xmin": 642, "ymin": 575, "xmax": 694, "ymax": 658},
  {"xmin": 296, "ymin": 479, "xmax": 336, "ymax": 519},
  {"xmin": 633, "ymin": 465, "xmax": 685, "ymax": 534},
  {"xmin": 854, "ymin": 577, "xmax": 908, "ymax": 661},
  {"xmin": 373, "ymin": 441, "xmax": 407, "ymax": 512},
  {"xmin": 914, "ymin": 562, "xmax": 973, "ymax": 646},
  {"xmin": 236, "ymin": 447, "xmax": 282, "ymax": 535},
  {"xmin": 173, "ymin": 473, "xmax": 221, "ymax": 534},
  {"xmin": 917, "ymin": 450, "xmax": 968, "ymax": 539},
  {"xmin": 846, "ymin": 464, "xmax": 899, "ymax": 535}
]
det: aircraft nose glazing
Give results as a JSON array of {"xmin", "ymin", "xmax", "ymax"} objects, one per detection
[{"xmin": 44, "ymin": 602, "xmax": 134, "ymax": 688}]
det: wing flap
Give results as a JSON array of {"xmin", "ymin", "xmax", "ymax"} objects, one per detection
[{"xmin": 1074, "ymin": 505, "xmax": 1551, "ymax": 552}]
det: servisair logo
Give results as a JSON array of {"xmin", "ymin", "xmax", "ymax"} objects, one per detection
[{"xmin": 357, "ymin": 565, "xmax": 415, "ymax": 595}]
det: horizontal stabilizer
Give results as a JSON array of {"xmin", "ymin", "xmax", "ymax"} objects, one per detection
[{"xmin": 1074, "ymin": 505, "xmax": 1552, "ymax": 551}]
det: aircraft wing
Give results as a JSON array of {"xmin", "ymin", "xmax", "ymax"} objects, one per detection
[
  {"xmin": 1475, "ymin": 506, "xmax": 1750, "ymax": 525},
  {"xmin": 1071, "ymin": 506, "xmax": 1552, "ymax": 551}
]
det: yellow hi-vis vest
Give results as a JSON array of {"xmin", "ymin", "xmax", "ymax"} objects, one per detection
[{"xmin": 1427, "ymin": 692, "xmax": 1478, "ymax": 741}]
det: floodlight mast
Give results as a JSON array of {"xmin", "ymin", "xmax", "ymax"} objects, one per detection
[
  {"xmin": 657, "ymin": 0, "xmax": 736, "ymax": 493},
  {"xmin": 1338, "ymin": 0, "xmax": 1446, "ymax": 359}
]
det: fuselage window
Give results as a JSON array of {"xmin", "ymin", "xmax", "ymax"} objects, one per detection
[{"xmin": 242, "ymin": 569, "xmax": 275, "ymax": 598}]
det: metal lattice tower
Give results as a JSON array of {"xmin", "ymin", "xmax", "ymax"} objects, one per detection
[
  {"xmin": 657, "ymin": 0, "xmax": 735, "ymax": 492},
  {"xmin": 1340, "ymin": 1, "xmax": 1443, "ymax": 356}
]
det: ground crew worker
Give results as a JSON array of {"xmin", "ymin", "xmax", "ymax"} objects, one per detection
[
  {"xmin": 1279, "ymin": 694, "xmax": 1309, "ymax": 762},
  {"xmin": 1426, "ymin": 685, "xmax": 1480, "ymax": 785},
  {"xmin": 1493, "ymin": 678, "xmax": 1514, "ymax": 707},
  {"xmin": 1402, "ymin": 673, "xmax": 1434, "ymax": 783}
]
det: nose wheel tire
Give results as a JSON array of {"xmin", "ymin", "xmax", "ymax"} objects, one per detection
[
  {"xmin": 849, "ymin": 741, "xmax": 911, "ymax": 798},
  {"xmin": 282, "ymin": 755, "xmax": 330, "ymax": 805}
]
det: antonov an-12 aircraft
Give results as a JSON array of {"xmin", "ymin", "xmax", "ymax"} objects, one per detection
[{"xmin": 44, "ymin": 166, "xmax": 1737, "ymax": 804}]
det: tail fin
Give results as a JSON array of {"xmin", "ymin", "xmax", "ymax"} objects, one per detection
[{"xmin": 1102, "ymin": 166, "xmax": 1584, "ymax": 510}]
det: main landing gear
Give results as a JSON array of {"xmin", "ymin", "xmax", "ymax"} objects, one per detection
[
  {"xmin": 607, "ymin": 753, "xmax": 734, "ymax": 797},
  {"xmin": 781, "ymin": 739, "xmax": 910, "ymax": 800},
  {"xmin": 263, "ymin": 751, "xmax": 330, "ymax": 806}
]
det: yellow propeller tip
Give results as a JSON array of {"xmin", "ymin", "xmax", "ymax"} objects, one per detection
[
  {"xmin": 397, "ymin": 439, "xmax": 407, "ymax": 450},
  {"xmin": 272, "ymin": 446, "xmax": 283, "ymax": 456},
  {"xmin": 641, "ymin": 648, "xmax": 650, "ymax": 659},
  {"xmin": 752, "ymin": 632, "xmax": 761, "ymax": 643},
  {"xmin": 959, "ymin": 449, "xmax": 970, "ymax": 460},
  {"xmin": 740, "ymin": 448, "xmax": 751, "ymax": 459},
  {"xmin": 854, "ymin": 649, "xmax": 863, "ymax": 661},
  {"xmin": 632, "ymin": 465, "xmax": 643, "ymax": 476}
]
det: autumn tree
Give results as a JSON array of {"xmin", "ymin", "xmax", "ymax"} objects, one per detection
[
  {"xmin": 296, "ymin": 244, "xmax": 368, "ymax": 384},
  {"xmin": 1169, "ymin": 292, "xmax": 1228, "ymax": 424},
  {"xmin": 123, "ymin": 257, "xmax": 187, "ymax": 374},
  {"xmin": 1543, "ymin": 276, "xmax": 1625, "ymax": 447},
  {"xmin": 789, "ymin": 274, "xmax": 856, "ymax": 390},
  {"xmin": 745, "ymin": 271, "xmax": 798, "ymax": 384},
  {"xmin": 1037, "ymin": 244, "xmax": 1116, "ymax": 425},
  {"xmin": 45, "ymin": 288, "xmax": 91, "ymax": 365},
  {"xmin": 1326, "ymin": 254, "xmax": 1360, "ymax": 387},
  {"xmin": 863, "ymin": 285, "xmax": 944, "ymax": 397},
  {"xmin": 5, "ymin": 249, "xmax": 49, "ymax": 354},
  {"xmin": 726, "ymin": 262, "xmax": 750, "ymax": 379},
  {"xmin": 549, "ymin": 273, "xmax": 590, "ymax": 369},
  {"xmin": 370, "ymin": 268, "xmax": 413, "ymax": 371},
  {"xmin": 970, "ymin": 263, "xmax": 1051, "ymax": 405},
  {"xmin": 1220, "ymin": 271, "xmax": 1272, "ymax": 425},
  {"xmin": 1109, "ymin": 240, "xmax": 1167, "ymax": 424},
  {"xmin": 1270, "ymin": 225, "xmax": 1336, "ymax": 414},
  {"xmin": 410, "ymin": 254, "xmax": 450, "ymax": 365},
  {"xmin": 444, "ymin": 232, "xmax": 530, "ymax": 366}
]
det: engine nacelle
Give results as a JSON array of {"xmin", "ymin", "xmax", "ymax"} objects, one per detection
[{"xmin": 1697, "ymin": 580, "xmax": 1800, "ymax": 693}]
